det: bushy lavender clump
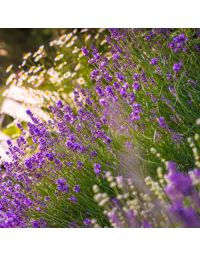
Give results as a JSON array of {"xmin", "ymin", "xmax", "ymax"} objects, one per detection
[
  {"xmin": 168, "ymin": 33, "xmax": 188, "ymax": 53},
  {"xmin": 2, "ymin": 28, "xmax": 200, "ymax": 228},
  {"xmin": 0, "ymin": 92, "xmax": 117, "ymax": 227},
  {"xmin": 0, "ymin": 179, "xmax": 33, "ymax": 227},
  {"xmin": 82, "ymin": 28, "xmax": 200, "ymax": 172}
]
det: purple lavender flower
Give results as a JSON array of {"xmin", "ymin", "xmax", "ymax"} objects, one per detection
[
  {"xmin": 96, "ymin": 85, "xmax": 104, "ymax": 96},
  {"xmin": 166, "ymin": 161, "xmax": 178, "ymax": 172},
  {"xmin": 192, "ymin": 168, "xmax": 200, "ymax": 179},
  {"xmin": 77, "ymin": 160, "xmax": 83, "ymax": 170},
  {"xmin": 113, "ymin": 53, "xmax": 119, "ymax": 60},
  {"xmin": 142, "ymin": 220, "xmax": 152, "ymax": 228},
  {"xmin": 107, "ymin": 211, "xmax": 123, "ymax": 227},
  {"xmin": 150, "ymin": 58, "xmax": 158, "ymax": 65},
  {"xmin": 90, "ymin": 69, "xmax": 99, "ymax": 80},
  {"xmin": 73, "ymin": 185, "xmax": 80, "ymax": 193},
  {"xmin": 132, "ymin": 81, "xmax": 140, "ymax": 91},
  {"xmin": 170, "ymin": 202, "xmax": 200, "ymax": 227},
  {"xmin": 133, "ymin": 73, "xmax": 140, "ymax": 80},
  {"xmin": 46, "ymin": 153, "xmax": 54, "ymax": 161},
  {"xmin": 168, "ymin": 34, "xmax": 188, "ymax": 53},
  {"xmin": 69, "ymin": 196, "xmax": 78, "ymax": 203},
  {"xmin": 7, "ymin": 140, "xmax": 12, "ymax": 146},
  {"xmin": 103, "ymin": 135, "xmax": 112, "ymax": 145},
  {"xmin": 56, "ymin": 178, "xmax": 69, "ymax": 193},
  {"xmin": 81, "ymin": 47, "xmax": 89, "ymax": 56},
  {"xmin": 24, "ymin": 158, "xmax": 33, "ymax": 169},
  {"xmin": 26, "ymin": 109, "xmax": 33, "ymax": 116},
  {"xmin": 165, "ymin": 161, "xmax": 193, "ymax": 197},
  {"xmin": 99, "ymin": 98, "xmax": 107, "ymax": 107},
  {"xmin": 100, "ymin": 61, "xmax": 106, "ymax": 68},
  {"xmin": 113, "ymin": 82, "xmax": 120, "ymax": 89},
  {"xmin": 157, "ymin": 117, "xmax": 169, "ymax": 130},
  {"xmin": 104, "ymin": 72, "xmax": 112, "ymax": 82},
  {"xmin": 172, "ymin": 133, "xmax": 183, "ymax": 143},
  {"xmin": 132, "ymin": 103, "xmax": 141, "ymax": 111},
  {"xmin": 173, "ymin": 62, "xmax": 182, "ymax": 73},
  {"xmin": 94, "ymin": 163, "xmax": 101, "ymax": 175},
  {"xmin": 56, "ymin": 100, "xmax": 63, "ymax": 108},
  {"xmin": 166, "ymin": 72, "xmax": 173, "ymax": 81},
  {"xmin": 129, "ymin": 93, "xmax": 136, "ymax": 103},
  {"xmin": 91, "ymin": 151, "xmax": 97, "ymax": 157},
  {"xmin": 85, "ymin": 97, "xmax": 92, "ymax": 105},
  {"xmin": 105, "ymin": 86, "xmax": 114, "ymax": 97},
  {"xmin": 119, "ymin": 87, "xmax": 128, "ymax": 98},
  {"xmin": 115, "ymin": 72, "xmax": 125, "ymax": 82},
  {"xmin": 83, "ymin": 218, "xmax": 91, "ymax": 226},
  {"xmin": 32, "ymin": 218, "xmax": 47, "ymax": 228},
  {"xmin": 32, "ymin": 220, "xmax": 40, "ymax": 228},
  {"xmin": 93, "ymin": 51, "xmax": 101, "ymax": 60}
]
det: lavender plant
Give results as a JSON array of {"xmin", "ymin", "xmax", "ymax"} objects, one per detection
[
  {"xmin": 0, "ymin": 94, "xmax": 117, "ymax": 227},
  {"xmin": 1, "ymin": 28, "xmax": 200, "ymax": 228},
  {"xmin": 83, "ymin": 28, "xmax": 200, "ymax": 174}
]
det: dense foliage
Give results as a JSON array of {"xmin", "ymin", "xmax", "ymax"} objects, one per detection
[{"xmin": 1, "ymin": 28, "xmax": 200, "ymax": 227}]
